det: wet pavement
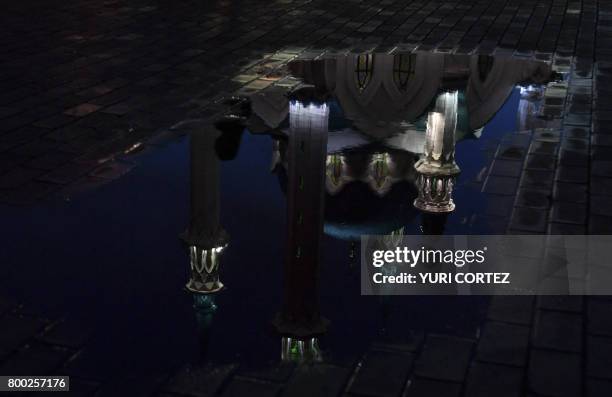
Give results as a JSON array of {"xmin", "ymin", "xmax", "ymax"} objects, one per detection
[{"xmin": 2, "ymin": 1, "xmax": 612, "ymax": 396}]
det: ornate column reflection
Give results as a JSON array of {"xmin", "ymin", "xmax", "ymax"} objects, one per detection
[
  {"xmin": 414, "ymin": 91, "xmax": 461, "ymax": 213},
  {"xmin": 181, "ymin": 128, "xmax": 229, "ymax": 294},
  {"xmin": 273, "ymin": 90, "xmax": 330, "ymax": 342}
]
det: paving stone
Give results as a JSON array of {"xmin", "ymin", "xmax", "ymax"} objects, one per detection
[
  {"xmin": 556, "ymin": 166, "xmax": 588, "ymax": 184},
  {"xmin": 405, "ymin": 378, "xmax": 461, "ymax": 397},
  {"xmin": 537, "ymin": 296, "xmax": 583, "ymax": 313},
  {"xmin": 548, "ymin": 222, "xmax": 586, "ymax": 234},
  {"xmin": 64, "ymin": 103, "xmax": 102, "ymax": 117},
  {"xmin": 220, "ymin": 377, "xmax": 282, "ymax": 397},
  {"xmin": 163, "ymin": 364, "xmax": 237, "ymax": 397},
  {"xmin": 509, "ymin": 207, "xmax": 548, "ymax": 233},
  {"xmin": 589, "ymin": 215, "xmax": 612, "ymax": 234},
  {"xmin": 528, "ymin": 141, "xmax": 559, "ymax": 156},
  {"xmin": 592, "ymin": 161, "xmax": 612, "ymax": 178},
  {"xmin": 370, "ymin": 331, "xmax": 425, "ymax": 354},
  {"xmin": 520, "ymin": 170, "xmax": 554, "ymax": 190},
  {"xmin": 282, "ymin": 363, "xmax": 350, "ymax": 397},
  {"xmin": 0, "ymin": 166, "xmax": 45, "ymax": 189},
  {"xmin": 0, "ymin": 314, "xmax": 47, "ymax": 360},
  {"xmin": 37, "ymin": 317, "xmax": 92, "ymax": 349},
  {"xmin": 528, "ymin": 349, "xmax": 582, "ymax": 397},
  {"xmin": 464, "ymin": 361, "xmax": 523, "ymax": 397},
  {"xmin": 559, "ymin": 149, "xmax": 589, "ymax": 167},
  {"xmin": 484, "ymin": 195, "xmax": 515, "ymax": 217},
  {"xmin": 515, "ymin": 188, "xmax": 550, "ymax": 209},
  {"xmin": 553, "ymin": 182, "xmax": 587, "ymax": 203},
  {"xmin": 551, "ymin": 202, "xmax": 587, "ymax": 224},
  {"xmin": 348, "ymin": 349, "xmax": 414, "ymax": 397},
  {"xmin": 0, "ymin": 342, "xmax": 72, "ymax": 375},
  {"xmin": 587, "ymin": 336, "xmax": 612, "ymax": 380},
  {"xmin": 482, "ymin": 176, "xmax": 519, "ymax": 195},
  {"xmin": 588, "ymin": 378, "xmax": 612, "ymax": 397},
  {"xmin": 532, "ymin": 310, "xmax": 583, "ymax": 352},
  {"xmin": 525, "ymin": 154, "xmax": 556, "ymax": 171},
  {"xmin": 414, "ymin": 335, "xmax": 473, "ymax": 382},
  {"xmin": 588, "ymin": 300, "xmax": 612, "ymax": 337},
  {"xmin": 0, "ymin": 180, "xmax": 60, "ymax": 205},
  {"xmin": 37, "ymin": 162, "xmax": 97, "ymax": 185},
  {"xmin": 95, "ymin": 375, "xmax": 168, "ymax": 397},
  {"xmin": 238, "ymin": 363, "xmax": 295, "ymax": 383},
  {"xmin": 489, "ymin": 159, "xmax": 523, "ymax": 178},
  {"xmin": 590, "ymin": 195, "xmax": 612, "ymax": 217},
  {"xmin": 476, "ymin": 321, "xmax": 529, "ymax": 366},
  {"xmin": 61, "ymin": 377, "xmax": 100, "ymax": 397},
  {"xmin": 487, "ymin": 296, "xmax": 534, "ymax": 325}
]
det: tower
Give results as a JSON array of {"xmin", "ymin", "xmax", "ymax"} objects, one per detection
[{"xmin": 414, "ymin": 91, "xmax": 461, "ymax": 213}]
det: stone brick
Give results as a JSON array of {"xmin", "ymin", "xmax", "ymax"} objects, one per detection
[
  {"xmin": 588, "ymin": 378, "xmax": 612, "ymax": 397},
  {"xmin": 465, "ymin": 362, "xmax": 523, "ymax": 397},
  {"xmin": 37, "ymin": 317, "xmax": 92, "ymax": 349},
  {"xmin": 282, "ymin": 364, "xmax": 350, "ymax": 397},
  {"xmin": 532, "ymin": 310, "xmax": 583, "ymax": 352},
  {"xmin": 238, "ymin": 363, "xmax": 295, "ymax": 383},
  {"xmin": 476, "ymin": 321, "xmax": 529, "ymax": 366},
  {"xmin": 163, "ymin": 364, "xmax": 236, "ymax": 397},
  {"xmin": 515, "ymin": 188, "xmax": 550, "ymax": 209},
  {"xmin": 509, "ymin": 207, "xmax": 548, "ymax": 233},
  {"xmin": 587, "ymin": 336, "xmax": 612, "ymax": 380},
  {"xmin": 551, "ymin": 202, "xmax": 587, "ymax": 224},
  {"xmin": 0, "ymin": 342, "xmax": 71, "ymax": 375},
  {"xmin": 487, "ymin": 296, "xmax": 534, "ymax": 325},
  {"xmin": 348, "ymin": 349, "xmax": 414, "ymax": 397},
  {"xmin": 588, "ymin": 299, "xmax": 612, "ymax": 337},
  {"xmin": 415, "ymin": 335, "xmax": 474, "ymax": 382},
  {"xmin": 482, "ymin": 176, "xmax": 519, "ymax": 195},
  {"xmin": 0, "ymin": 314, "xmax": 47, "ymax": 359},
  {"xmin": 537, "ymin": 296, "xmax": 583, "ymax": 313},
  {"xmin": 94, "ymin": 375, "xmax": 167, "ymax": 397},
  {"xmin": 405, "ymin": 378, "xmax": 461, "ymax": 397},
  {"xmin": 528, "ymin": 349, "xmax": 581, "ymax": 397},
  {"xmin": 220, "ymin": 378, "xmax": 282, "ymax": 397}
]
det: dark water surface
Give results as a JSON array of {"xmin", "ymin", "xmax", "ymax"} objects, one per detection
[{"xmin": 0, "ymin": 53, "xmax": 561, "ymax": 376}]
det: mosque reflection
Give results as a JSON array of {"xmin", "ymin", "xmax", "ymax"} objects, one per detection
[{"xmin": 182, "ymin": 53, "xmax": 557, "ymax": 363}]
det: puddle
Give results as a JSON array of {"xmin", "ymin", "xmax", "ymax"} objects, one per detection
[{"xmin": 0, "ymin": 52, "xmax": 566, "ymax": 375}]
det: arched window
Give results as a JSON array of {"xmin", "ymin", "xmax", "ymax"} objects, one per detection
[
  {"xmin": 327, "ymin": 154, "xmax": 344, "ymax": 187},
  {"xmin": 393, "ymin": 54, "xmax": 416, "ymax": 90},
  {"xmin": 355, "ymin": 53, "xmax": 374, "ymax": 90},
  {"xmin": 371, "ymin": 152, "xmax": 389, "ymax": 188},
  {"xmin": 478, "ymin": 55, "xmax": 494, "ymax": 82}
]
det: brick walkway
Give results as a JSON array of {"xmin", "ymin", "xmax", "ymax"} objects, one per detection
[{"xmin": 2, "ymin": 1, "xmax": 612, "ymax": 396}]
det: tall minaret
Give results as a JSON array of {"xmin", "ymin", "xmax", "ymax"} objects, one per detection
[
  {"xmin": 273, "ymin": 91, "xmax": 330, "ymax": 339},
  {"xmin": 414, "ymin": 91, "xmax": 461, "ymax": 213},
  {"xmin": 181, "ymin": 127, "xmax": 229, "ymax": 294}
]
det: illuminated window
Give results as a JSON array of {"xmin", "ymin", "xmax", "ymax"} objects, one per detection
[
  {"xmin": 327, "ymin": 154, "xmax": 343, "ymax": 186},
  {"xmin": 478, "ymin": 55, "xmax": 494, "ymax": 82},
  {"xmin": 371, "ymin": 153, "xmax": 389, "ymax": 187},
  {"xmin": 355, "ymin": 53, "xmax": 374, "ymax": 90},
  {"xmin": 393, "ymin": 54, "xmax": 416, "ymax": 90}
]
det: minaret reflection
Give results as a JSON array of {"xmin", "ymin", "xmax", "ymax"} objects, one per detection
[
  {"xmin": 414, "ymin": 91, "xmax": 461, "ymax": 214},
  {"xmin": 181, "ymin": 126, "xmax": 230, "ymax": 362},
  {"xmin": 273, "ymin": 88, "xmax": 330, "ymax": 362},
  {"xmin": 182, "ymin": 128, "xmax": 229, "ymax": 294}
]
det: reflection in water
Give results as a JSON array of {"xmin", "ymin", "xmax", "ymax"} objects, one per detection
[
  {"xmin": 189, "ymin": 52, "xmax": 557, "ymax": 364},
  {"xmin": 181, "ymin": 129, "xmax": 229, "ymax": 294},
  {"xmin": 281, "ymin": 336, "xmax": 322, "ymax": 363},
  {"xmin": 272, "ymin": 95, "xmax": 330, "ymax": 341},
  {"xmin": 414, "ymin": 90, "xmax": 461, "ymax": 213}
]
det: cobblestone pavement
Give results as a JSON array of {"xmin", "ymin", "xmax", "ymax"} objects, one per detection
[{"xmin": 2, "ymin": 1, "xmax": 612, "ymax": 396}]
